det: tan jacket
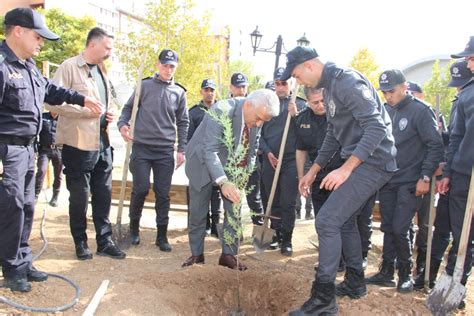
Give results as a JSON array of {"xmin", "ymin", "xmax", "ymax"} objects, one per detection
[{"xmin": 45, "ymin": 53, "xmax": 116, "ymax": 151}]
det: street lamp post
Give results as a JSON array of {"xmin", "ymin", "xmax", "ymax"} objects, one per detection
[{"xmin": 250, "ymin": 26, "xmax": 310, "ymax": 73}]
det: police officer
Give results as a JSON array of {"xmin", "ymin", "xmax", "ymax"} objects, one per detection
[
  {"xmin": 0, "ymin": 7, "xmax": 103, "ymax": 292},
  {"xmin": 229, "ymin": 72, "xmax": 265, "ymax": 225},
  {"xmin": 438, "ymin": 36, "xmax": 474, "ymax": 303},
  {"xmin": 366, "ymin": 69, "xmax": 443, "ymax": 293},
  {"xmin": 286, "ymin": 47, "xmax": 397, "ymax": 315},
  {"xmin": 260, "ymin": 67, "xmax": 306, "ymax": 257},
  {"xmin": 414, "ymin": 59, "xmax": 474, "ymax": 291},
  {"xmin": 188, "ymin": 79, "xmax": 221, "ymax": 237},
  {"xmin": 118, "ymin": 49, "xmax": 189, "ymax": 251},
  {"xmin": 407, "ymin": 81, "xmax": 424, "ymax": 99},
  {"xmin": 34, "ymin": 111, "xmax": 62, "ymax": 207}
]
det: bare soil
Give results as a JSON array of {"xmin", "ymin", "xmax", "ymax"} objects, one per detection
[{"xmin": 0, "ymin": 196, "xmax": 472, "ymax": 315}]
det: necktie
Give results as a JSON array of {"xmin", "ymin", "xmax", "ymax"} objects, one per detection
[{"xmin": 237, "ymin": 125, "xmax": 250, "ymax": 167}]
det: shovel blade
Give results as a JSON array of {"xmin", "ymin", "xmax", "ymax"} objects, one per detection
[
  {"xmin": 112, "ymin": 224, "xmax": 132, "ymax": 249},
  {"xmin": 252, "ymin": 225, "xmax": 274, "ymax": 253},
  {"xmin": 427, "ymin": 272, "xmax": 466, "ymax": 315}
]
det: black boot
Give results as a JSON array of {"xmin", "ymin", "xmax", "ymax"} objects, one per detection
[
  {"xmin": 365, "ymin": 260, "xmax": 396, "ymax": 287},
  {"xmin": 210, "ymin": 214, "xmax": 219, "ymax": 238},
  {"xmin": 336, "ymin": 267, "xmax": 367, "ymax": 299},
  {"xmin": 130, "ymin": 219, "xmax": 140, "ymax": 245},
  {"xmin": 156, "ymin": 224, "xmax": 172, "ymax": 252},
  {"xmin": 289, "ymin": 280, "xmax": 338, "ymax": 316},
  {"xmin": 415, "ymin": 248, "xmax": 426, "ymax": 276},
  {"xmin": 281, "ymin": 230, "xmax": 293, "ymax": 256},
  {"xmin": 397, "ymin": 262, "xmax": 414, "ymax": 293},
  {"xmin": 49, "ymin": 190, "xmax": 59, "ymax": 207},
  {"xmin": 414, "ymin": 260, "xmax": 440, "ymax": 290},
  {"xmin": 3, "ymin": 274, "xmax": 31, "ymax": 293},
  {"xmin": 269, "ymin": 230, "xmax": 282, "ymax": 250}
]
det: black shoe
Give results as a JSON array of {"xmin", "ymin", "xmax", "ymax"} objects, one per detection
[
  {"xmin": 269, "ymin": 230, "xmax": 282, "ymax": 250},
  {"xmin": 130, "ymin": 219, "xmax": 140, "ymax": 245},
  {"xmin": 289, "ymin": 281, "xmax": 338, "ymax": 316},
  {"xmin": 156, "ymin": 225, "xmax": 172, "ymax": 252},
  {"xmin": 97, "ymin": 241, "xmax": 126, "ymax": 259},
  {"xmin": 49, "ymin": 192, "xmax": 59, "ymax": 207},
  {"xmin": 305, "ymin": 212, "xmax": 314, "ymax": 220},
  {"xmin": 295, "ymin": 209, "xmax": 301, "ymax": 220},
  {"xmin": 75, "ymin": 241, "xmax": 93, "ymax": 260},
  {"xmin": 365, "ymin": 260, "xmax": 396, "ymax": 287},
  {"xmin": 281, "ymin": 231, "xmax": 293, "ymax": 257},
  {"xmin": 336, "ymin": 267, "xmax": 367, "ymax": 299},
  {"xmin": 3, "ymin": 275, "xmax": 31, "ymax": 293},
  {"xmin": 397, "ymin": 263, "xmax": 413, "ymax": 293},
  {"xmin": 27, "ymin": 266, "xmax": 48, "ymax": 282},
  {"xmin": 251, "ymin": 215, "xmax": 263, "ymax": 226}
]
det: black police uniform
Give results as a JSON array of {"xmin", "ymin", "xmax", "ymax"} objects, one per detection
[
  {"xmin": 378, "ymin": 94, "xmax": 443, "ymax": 277},
  {"xmin": 34, "ymin": 112, "xmax": 62, "ymax": 200},
  {"xmin": 188, "ymin": 101, "xmax": 221, "ymax": 234},
  {"xmin": 295, "ymin": 106, "xmax": 376, "ymax": 260},
  {"xmin": 260, "ymin": 95, "xmax": 306, "ymax": 243},
  {"xmin": 0, "ymin": 41, "xmax": 85, "ymax": 279},
  {"xmin": 443, "ymin": 78, "xmax": 474, "ymax": 284}
]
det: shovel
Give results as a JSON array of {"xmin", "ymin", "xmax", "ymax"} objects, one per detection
[
  {"xmin": 252, "ymin": 84, "xmax": 300, "ymax": 253},
  {"xmin": 427, "ymin": 165, "xmax": 474, "ymax": 315},
  {"xmin": 112, "ymin": 51, "xmax": 148, "ymax": 246}
]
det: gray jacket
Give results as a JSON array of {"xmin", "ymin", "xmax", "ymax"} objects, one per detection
[
  {"xmin": 118, "ymin": 73, "xmax": 188, "ymax": 152},
  {"xmin": 185, "ymin": 98, "xmax": 260, "ymax": 191},
  {"xmin": 314, "ymin": 62, "xmax": 397, "ymax": 172},
  {"xmin": 385, "ymin": 95, "xmax": 443, "ymax": 184}
]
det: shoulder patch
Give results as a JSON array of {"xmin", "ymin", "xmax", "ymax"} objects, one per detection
[
  {"xmin": 174, "ymin": 82, "xmax": 187, "ymax": 92},
  {"xmin": 0, "ymin": 52, "xmax": 5, "ymax": 64}
]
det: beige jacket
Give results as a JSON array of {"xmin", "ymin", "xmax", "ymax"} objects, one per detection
[{"xmin": 45, "ymin": 53, "xmax": 116, "ymax": 151}]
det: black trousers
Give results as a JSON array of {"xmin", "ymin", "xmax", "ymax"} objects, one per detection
[
  {"xmin": 0, "ymin": 144, "xmax": 35, "ymax": 277},
  {"xmin": 246, "ymin": 165, "xmax": 264, "ymax": 215},
  {"xmin": 35, "ymin": 147, "xmax": 63, "ymax": 196},
  {"xmin": 431, "ymin": 192, "xmax": 451, "ymax": 263},
  {"xmin": 261, "ymin": 158, "xmax": 298, "ymax": 233},
  {"xmin": 379, "ymin": 182, "xmax": 422, "ymax": 265},
  {"xmin": 446, "ymin": 171, "xmax": 473, "ymax": 283},
  {"xmin": 62, "ymin": 144, "xmax": 113, "ymax": 247},
  {"xmin": 129, "ymin": 143, "xmax": 174, "ymax": 226}
]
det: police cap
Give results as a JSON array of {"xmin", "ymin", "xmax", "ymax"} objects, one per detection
[
  {"xmin": 159, "ymin": 49, "xmax": 178, "ymax": 66},
  {"xmin": 4, "ymin": 7, "xmax": 60, "ymax": 41},
  {"xmin": 281, "ymin": 47, "xmax": 319, "ymax": 81},
  {"xmin": 201, "ymin": 79, "xmax": 216, "ymax": 90},
  {"xmin": 448, "ymin": 60, "xmax": 473, "ymax": 88},
  {"xmin": 379, "ymin": 69, "xmax": 406, "ymax": 92},
  {"xmin": 451, "ymin": 36, "xmax": 474, "ymax": 59},
  {"xmin": 407, "ymin": 81, "xmax": 423, "ymax": 94},
  {"xmin": 231, "ymin": 72, "xmax": 248, "ymax": 87}
]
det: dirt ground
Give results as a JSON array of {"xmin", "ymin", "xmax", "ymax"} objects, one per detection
[{"xmin": 0, "ymin": 192, "xmax": 473, "ymax": 315}]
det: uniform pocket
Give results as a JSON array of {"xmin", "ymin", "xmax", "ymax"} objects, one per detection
[{"xmin": 6, "ymin": 81, "xmax": 29, "ymax": 110}]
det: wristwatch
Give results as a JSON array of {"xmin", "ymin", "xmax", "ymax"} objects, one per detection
[{"xmin": 421, "ymin": 175, "xmax": 430, "ymax": 183}]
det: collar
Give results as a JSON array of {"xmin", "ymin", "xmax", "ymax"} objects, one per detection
[
  {"xmin": 316, "ymin": 62, "xmax": 340, "ymax": 89},
  {"xmin": 1, "ymin": 40, "xmax": 35, "ymax": 67},
  {"xmin": 392, "ymin": 94, "xmax": 414, "ymax": 111},
  {"xmin": 153, "ymin": 72, "xmax": 173, "ymax": 85}
]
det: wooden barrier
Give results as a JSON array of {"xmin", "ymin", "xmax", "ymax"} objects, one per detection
[{"xmin": 111, "ymin": 179, "xmax": 188, "ymax": 212}]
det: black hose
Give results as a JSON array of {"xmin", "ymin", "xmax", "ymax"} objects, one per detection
[{"xmin": 0, "ymin": 189, "xmax": 81, "ymax": 312}]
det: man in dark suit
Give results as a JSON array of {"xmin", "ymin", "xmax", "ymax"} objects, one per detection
[{"xmin": 182, "ymin": 89, "xmax": 279, "ymax": 270}]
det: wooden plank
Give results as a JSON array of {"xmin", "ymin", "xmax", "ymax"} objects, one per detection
[{"xmin": 111, "ymin": 179, "xmax": 188, "ymax": 208}]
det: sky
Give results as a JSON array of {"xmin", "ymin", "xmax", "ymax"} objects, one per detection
[{"xmin": 188, "ymin": 0, "xmax": 473, "ymax": 80}]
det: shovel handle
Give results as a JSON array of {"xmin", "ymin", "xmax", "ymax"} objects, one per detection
[
  {"xmin": 452, "ymin": 165, "xmax": 474, "ymax": 282},
  {"xmin": 116, "ymin": 51, "xmax": 148, "ymax": 227}
]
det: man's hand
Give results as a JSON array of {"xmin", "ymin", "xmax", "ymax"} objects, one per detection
[
  {"xmin": 267, "ymin": 152, "xmax": 278, "ymax": 169},
  {"xmin": 288, "ymin": 100, "xmax": 297, "ymax": 117},
  {"xmin": 434, "ymin": 162, "xmax": 445, "ymax": 177},
  {"xmin": 221, "ymin": 182, "xmax": 241, "ymax": 204},
  {"xmin": 299, "ymin": 167, "xmax": 318, "ymax": 198},
  {"xmin": 119, "ymin": 125, "xmax": 133, "ymax": 142},
  {"xmin": 106, "ymin": 109, "xmax": 117, "ymax": 123},
  {"xmin": 83, "ymin": 96, "xmax": 104, "ymax": 115},
  {"xmin": 176, "ymin": 152, "xmax": 185, "ymax": 170},
  {"xmin": 437, "ymin": 177, "xmax": 450, "ymax": 195},
  {"xmin": 320, "ymin": 167, "xmax": 352, "ymax": 191},
  {"xmin": 415, "ymin": 179, "xmax": 430, "ymax": 197}
]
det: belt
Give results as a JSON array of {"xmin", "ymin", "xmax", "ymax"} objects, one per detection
[
  {"xmin": 0, "ymin": 134, "xmax": 36, "ymax": 146},
  {"xmin": 42, "ymin": 144, "xmax": 63, "ymax": 150}
]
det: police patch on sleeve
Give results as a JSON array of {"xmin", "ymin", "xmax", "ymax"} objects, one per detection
[
  {"xmin": 398, "ymin": 118, "xmax": 408, "ymax": 131},
  {"xmin": 328, "ymin": 99, "xmax": 336, "ymax": 117},
  {"xmin": 0, "ymin": 52, "xmax": 5, "ymax": 64},
  {"xmin": 361, "ymin": 86, "xmax": 373, "ymax": 100}
]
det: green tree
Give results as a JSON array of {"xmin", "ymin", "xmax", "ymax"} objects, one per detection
[
  {"xmin": 349, "ymin": 47, "xmax": 381, "ymax": 89},
  {"xmin": 116, "ymin": 0, "xmax": 227, "ymax": 105},
  {"xmin": 423, "ymin": 60, "xmax": 457, "ymax": 120},
  {"xmin": 0, "ymin": 9, "xmax": 95, "ymax": 74}
]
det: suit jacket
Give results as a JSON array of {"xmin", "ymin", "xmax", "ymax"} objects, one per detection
[{"xmin": 185, "ymin": 98, "xmax": 260, "ymax": 191}]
